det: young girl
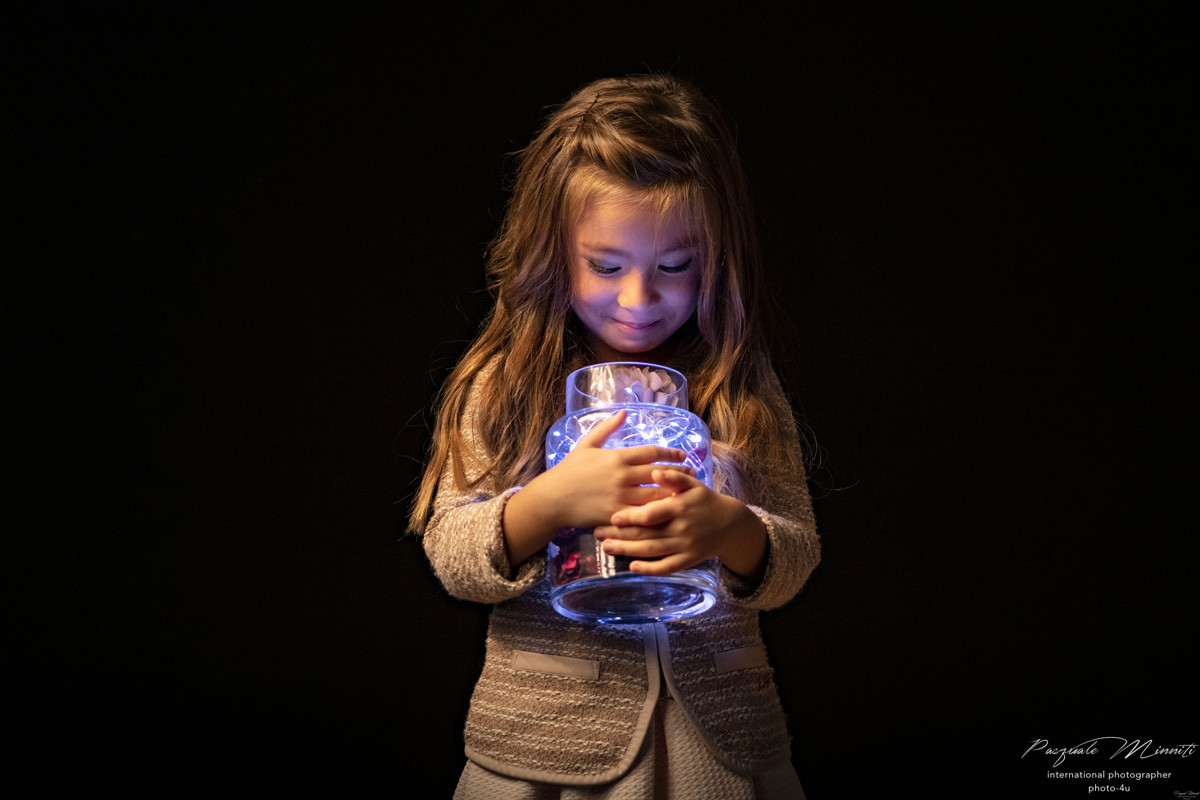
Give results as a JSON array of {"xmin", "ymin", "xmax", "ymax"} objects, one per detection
[{"xmin": 410, "ymin": 74, "xmax": 820, "ymax": 799}]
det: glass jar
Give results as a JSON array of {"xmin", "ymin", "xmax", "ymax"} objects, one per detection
[{"xmin": 544, "ymin": 363, "xmax": 720, "ymax": 623}]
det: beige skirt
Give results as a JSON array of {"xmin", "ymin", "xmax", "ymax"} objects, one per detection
[{"xmin": 453, "ymin": 696, "xmax": 806, "ymax": 800}]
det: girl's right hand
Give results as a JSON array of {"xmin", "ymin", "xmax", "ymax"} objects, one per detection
[
  {"xmin": 501, "ymin": 410, "xmax": 692, "ymax": 566},
  {"xmin": 542, "ymin": 410, "xmax": 692, "ymax": 528}
]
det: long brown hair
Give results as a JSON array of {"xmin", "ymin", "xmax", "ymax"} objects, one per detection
[{"xmin": 409, "ymin": 74, "xmax": 802, "ymax": 533}]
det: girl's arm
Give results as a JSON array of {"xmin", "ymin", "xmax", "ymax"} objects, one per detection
[
  {"xmin": 421, "ymin": 373, "xmax": 544, "ymax": 605},
  {"xmin": 422, "ymin": 473, "xmax": 541, "ymax": 606},
  {"xmin": 595, "ymin": 373, "xmax": 820, "ymax": 610}
]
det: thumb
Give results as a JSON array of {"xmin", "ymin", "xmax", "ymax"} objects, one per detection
[{"xmin": 577, "ymin": 410, "xmax": 627, "ymax": 449}]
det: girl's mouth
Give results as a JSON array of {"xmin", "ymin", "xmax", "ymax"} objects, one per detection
[{"xmin": 613, "ymin": 319, "xmax": 658, "ymax": 333}]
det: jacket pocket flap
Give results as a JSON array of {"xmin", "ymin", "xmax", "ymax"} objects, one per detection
[
  {"xmin": 712, "ymin": 645, "xmax": 769, "ymax": 673},
  {"xmin": 511, "ymin": 649, "xmax": 601, "ymax": 680}
]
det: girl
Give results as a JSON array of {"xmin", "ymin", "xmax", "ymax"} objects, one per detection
[{"xmin": 409, "ymin": 74, "xmax": 820, "ymax": 799}]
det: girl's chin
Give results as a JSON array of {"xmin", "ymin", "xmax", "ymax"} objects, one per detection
[
  {"xmin": 581, "ymin": 320, "xmax": 688, "ymax": 363},
  {"xmin": 594, "ymin": 335, "xmax": 671, "ymax": 362}
]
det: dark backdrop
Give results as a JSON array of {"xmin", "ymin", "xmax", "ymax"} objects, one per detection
[{"xmin": 11, "ymin": 4, "xmax": 1195, "ymax": 797}]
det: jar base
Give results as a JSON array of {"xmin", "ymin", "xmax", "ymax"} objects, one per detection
[{"xmin": 549, "ymin": 570, "xmax": 719, "ymax": 624}]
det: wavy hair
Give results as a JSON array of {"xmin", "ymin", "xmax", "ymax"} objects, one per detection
[{"xmin": 409, "ymin": 74, "xmax": 802, "ymax": 532}]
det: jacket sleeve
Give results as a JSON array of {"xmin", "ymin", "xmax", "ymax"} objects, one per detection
[
  {"xmin": 421, "ymin": 381, "xmax": 547, "ymax": 605},
  {"xmin": 718, "ymin": 372, "xmax": 821, "ymax": 611}
]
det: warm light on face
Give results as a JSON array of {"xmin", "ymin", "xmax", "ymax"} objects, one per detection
[{"xmin": 569, "ymin": 191, "xmax": 702, "ymax": 363}]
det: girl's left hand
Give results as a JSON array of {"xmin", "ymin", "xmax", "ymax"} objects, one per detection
[{"xmin": 594, "ymin": 469, "xmax": 769, "ymax": 580}]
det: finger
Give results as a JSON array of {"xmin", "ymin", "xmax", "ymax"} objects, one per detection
[
  {"xmin": 611, "ymin": 499, "xmax": 677, "ymax": 528},
  {"xmin": 592, "ymin": 525, "xmax": 618, "ymax": 540},
  {"xmin": 652, "ymin": 468, "xmax": 702, "ymax": 491},
  {"xmin": 617, "ymin": 485, "xmax": 676, "ymax": 507},
  {"xmin": 577, "ymin": 410, "xmax": 626, "ymax": 448},
  {"xmin": 619, "ymin": 445, "xmax": 688, "ymax": 465},
  {"xmin": 601, "ymin": 536, "xmax": 678, "ymax": 558},
  {"xmin": 624, "ymin": 464, "xmax": 695, "ymax": 486},
  {"xmin": 629, "ymin": 552, "xmax": 697, "ymax": 576},
  {"xmin": 596, "ymin": 523, "xmax": 666, "ymax": 542}
]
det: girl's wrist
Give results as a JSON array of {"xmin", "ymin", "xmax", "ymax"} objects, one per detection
[
  {"xmin": 716, "ymin": 498, "xmax": 769, "ymax": 582},
  {"xmin": 502, "ymin": 476, "xmax": 565, "ymax": 566},
  {"xmin": 517, "ymin": 471, "xmax": 566, "ymax": 531}
]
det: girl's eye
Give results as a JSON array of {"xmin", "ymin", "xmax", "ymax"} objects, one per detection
[
  {"xmin": 585, "ymin": 259, "xmax": 620, "ymax": 276},
  {"xmin": 658, "ymin": 258, "xmax": 693, "ymax": 274}
]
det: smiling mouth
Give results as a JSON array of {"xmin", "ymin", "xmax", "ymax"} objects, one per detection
[{"xmin": 614, "ymin": 319, "xmax": 658, "ymax": 331}]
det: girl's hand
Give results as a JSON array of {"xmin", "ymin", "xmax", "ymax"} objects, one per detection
[
  {"xmin": 594, "ymin": 468, "xmax": 769, "ymax": 580},
  {"xmin": 502, "ymin": 411, "xmax": 692, "ymax": 566},
  {"xmin": 541, "ymin": 410, "xmax": 693, "ymax": 528}
]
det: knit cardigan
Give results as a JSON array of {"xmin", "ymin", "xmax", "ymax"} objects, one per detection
[{"xmin": 422, "ymin": 369, "xmax": 820, "ymax": 786}]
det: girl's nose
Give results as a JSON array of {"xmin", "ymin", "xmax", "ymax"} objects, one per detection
[{"xmin": 618, "ymin": 271, "xmax": 659, "ymax": 309}]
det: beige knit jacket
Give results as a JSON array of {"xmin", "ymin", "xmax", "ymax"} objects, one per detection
[{"xmin": 422, "ymin": 369, "xmax": 820, "ymax": 786}]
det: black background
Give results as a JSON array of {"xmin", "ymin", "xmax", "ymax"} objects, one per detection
[{"xmin": 10, "ymin": 3, "xmax": 1196, "ymax": 797}]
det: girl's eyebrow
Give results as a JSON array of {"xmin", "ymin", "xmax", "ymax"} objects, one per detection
[{"xmin": 579, "ymin": 242, "xmax": 696, "ymax": 257}]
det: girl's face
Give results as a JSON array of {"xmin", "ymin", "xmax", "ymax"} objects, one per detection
[{"xmin": 569, "ymin": 192, "xmax": 702, "ymax": 363}]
